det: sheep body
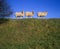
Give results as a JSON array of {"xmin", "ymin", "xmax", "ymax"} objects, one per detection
[
  {"xmin": 25, "ymin": 11, "xmax": 34, "ymax": 17},
  {"xmin": 37, "ymin": 12, "xmax": 48, "ymax": 17},
  {"xmin": 15, "ymin": 11, "xmax": 24, "ymax": 17}
]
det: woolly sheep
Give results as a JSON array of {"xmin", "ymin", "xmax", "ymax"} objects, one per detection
[
  {"xmin": 25, "ymin": 11, "xmax": 34, "ymax": 17},
  {"xmin": 37, "ymin": 12, "xmax": 48, "ymax": 17},
  {"xmin": 15, "ymin": 11, "xmax": 24, "ymax": 19}
]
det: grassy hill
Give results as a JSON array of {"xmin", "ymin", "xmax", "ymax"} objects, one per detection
[{"xmin": 0, "ymin": 18, "xmax": 60, "ymax": 49}]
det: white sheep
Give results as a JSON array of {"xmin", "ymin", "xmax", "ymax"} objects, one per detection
[
  {"xmin": 25, "ymin": 11, "xmax": 34, "ymax": 18},
  {"xmin": 37, "ymin": 12, "xmax": 48, "ymax": 17},
  {"xmin": 15, "ymin": 11, "xmax": 24, "ymax": 19}
]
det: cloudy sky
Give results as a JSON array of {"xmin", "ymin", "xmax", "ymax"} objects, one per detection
[{"xmin": 7, "ymin": 0, "xmax": 60, "ymax": 19}]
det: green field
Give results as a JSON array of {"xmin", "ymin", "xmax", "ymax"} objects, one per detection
[{"xmin": 0, "ymin": 18, "xmax": 60, "ymax": 49}]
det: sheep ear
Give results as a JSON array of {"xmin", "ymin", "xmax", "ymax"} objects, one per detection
[
  {"xmin": 21, "ymin": 10, "xmax": 24, "ymax": 13},
  {"xmin": 32, "ymin": 11, "xmax": 34, "ymax": 14}
]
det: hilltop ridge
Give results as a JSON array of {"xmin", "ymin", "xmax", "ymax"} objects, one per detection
[{"xmin": 0, "ymin": 18, "xmax": 60, "ymax": 49}]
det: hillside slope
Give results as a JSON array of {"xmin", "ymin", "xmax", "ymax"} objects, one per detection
[{"xmin": 0, "ymin": 19, "xmax": 60, "ymax": 49}]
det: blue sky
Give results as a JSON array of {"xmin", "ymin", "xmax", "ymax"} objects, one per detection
[{"xmin": 7, "ymin": 0, "xmax": 60, "ymax": 19}]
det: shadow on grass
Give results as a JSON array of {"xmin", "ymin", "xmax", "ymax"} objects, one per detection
[{"xmin": 0, "ymin": 18, "xmax": 9, "ymax": 24}]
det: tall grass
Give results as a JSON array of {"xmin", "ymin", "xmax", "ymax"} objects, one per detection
[{"xmin": 0, "ymin": 18, "xmax": 60, "ymax": 49}]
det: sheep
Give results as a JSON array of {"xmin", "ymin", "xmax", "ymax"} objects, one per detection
[
  {"xmin": 37, "ymin": 12, "xmax": 48, "ymax": 17},
  {"xmin": 25, "ymin": 11, "xmax": 34, "ymax": 18},
  {"xmin": 15, "ymin": 11, "xmax": 24, "ymax": 19}
]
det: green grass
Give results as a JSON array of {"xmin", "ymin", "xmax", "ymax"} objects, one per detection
[{"xmin": 0, "ymin": 18, "xmax": 60, "ymax": 49}]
